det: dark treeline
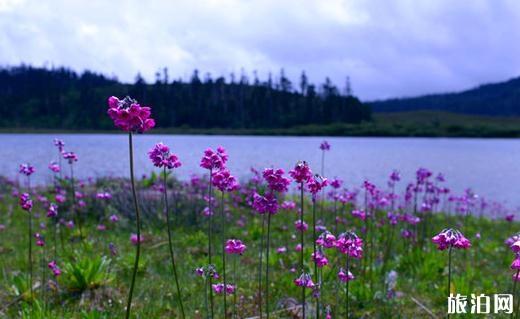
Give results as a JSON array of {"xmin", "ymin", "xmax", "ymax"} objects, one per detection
[{"xmin": 0, "ymin": 65, "xmax": 371, "ymax": 130}]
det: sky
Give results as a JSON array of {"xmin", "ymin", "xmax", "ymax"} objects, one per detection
[{"xmin": 1, "ymin": 0, "xmax": 520, "ymax": 100}]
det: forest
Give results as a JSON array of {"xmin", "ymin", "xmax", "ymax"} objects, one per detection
[{"xmin": 0, "ymin": 65, "xmax": 371, "ymax": 130}]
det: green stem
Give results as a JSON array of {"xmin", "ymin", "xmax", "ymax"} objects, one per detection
[
  {"xmin": 312, "ymin": 199, "xmax": 319, "ymax": 319},
  {"xmin": 512, "ymin": 269, "xmax": 519, "ymax": 319},
  {"xmin": 27, "ymin": 176, "xmax": 33, "ymax": 306},
  {"xmin": 221, "ymin": 191, "xmax": 228, "ymax": 318},
  {"xmin": 346, "ymin": 255, "xmax": 350, "ymax": 318},
  {"xmin": 125, "ymin": 132, "xmax": 142, "ymax": 319},
  {"xmin": 258, "ymin": 213, "xmax": 265, "ymax": 318},
  {"xmin": 163, "ymin": 168, "xmax": 186, "ymax": 318},
  {"xmin": 233, "ymin": 256, "xmax": 238, "ymax": 318},
  {"xmin": 299, "ymin": 183, "xmax": 305, "ymax": 318},
  {"xmin": 266, "ymin": 212, "xmax": 271, "ymax": 319},
  {"xmin": 208, "ymin": 170, "xmax": 214, "ymax": 319},
  {"xmin": 447, "ymin": 246, "xmax": 452, "ymax": 319}
]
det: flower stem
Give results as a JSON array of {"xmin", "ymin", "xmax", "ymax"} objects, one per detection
[
  {"xmin": 69, "ymin": 164, "xmax": 84, "ymax": 240},
  {"xmin": 163, "ymin": 168, "xmax": 186, "ymax": 318},
  {"xmin": 266, "ymin": 212, "xmax": 271, "ymax": 319},
  {"xmin": 27, "ymin": 176, "xmax": 33, "ymax": 305},
  {"xmin": 300, "ymin": 183, "xmax": 305, "ymax": 318},
  {"xmin": 512, "ymin": 269, "xmax": 519, "ymax": 319},
  {"xmin": 312, "ymin": 199, "xmax": 319, "ymax": 319},
  {"xmin": 125, "ymin": 132, "xmax": 142, "ymax": 319},
  {"xmin": 447, "ymin": 245, "xmax": 453, "ymax": 319},
  {"xmin": 221, "ymin": 191, "xmax": 228, "ymax": 318},
  {"xmin": 346, "ymin": 255, "xmax": 350, "ymax": 318},
  {"xmin": 258, "ymin": 213, "xmax": 265, "ymax": 318},
  {"xmin": 208, "ymin": 170, "xmax": 215, "ymax": 319}
]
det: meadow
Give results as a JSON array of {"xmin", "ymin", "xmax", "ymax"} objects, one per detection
[{"xmin": 0, "ymin": 96, "xmax": 519, "ymax": 319}]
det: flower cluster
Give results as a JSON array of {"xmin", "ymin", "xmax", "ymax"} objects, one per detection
[
  {"xmin": 212, "ymin": 283, "xmax": 235, "ymax": 295},
  {"xmin": 35, "ymin": 233, "xmax": 45, "ymax": 246},
  {"xmin": 212, "ymin": 169, "xmax": 239, "ymax": 192},
  {"xmin": 130, "ymin": 233, "xmax": 144, "ymax": 245},
  {"xmin": 316, "ymin": 231, "xmax": 336, "ymax": 249},
  {"xmin": 336, "ymin": 232, "xmax": 363, "ymax": 258},
  {"xmin": 19, "ymin": 193, "xmax": 33, "ymax": 211},
  {"xmin": 148, "ymin": 143, "xmax": 182, "ymax": 169},
  {"xmin": 289, "ymin": 161, "xmax": 312, "ymax": 184},
  {"xmin": 294, "ymin": 272, "xmax": 315, "ymax": 288},
  {"xmin": 294, "ymin": 220, "xmax": 308, "ymax": 232},
  {"xmin": 319, "ymin": 141, "xmax": 331, "ymax": 151},
  {"xmin": 19, "ymin": 163, "xmax": 35, "ymax": 176},
  {"xmin": 262, "ymin": 168, "xmax": 291, "ymax": 193},
  {"xmin": 200, "ymin": 146, "xmax": 228, "ymax": 171},
  {"xmin": 311, "ymin": 251, "xmax": 329, "ymax": 267},
  {"xmin": 96, "ymin": 192, "xmax": 112, "ymax": 200},
  {"xmin": 62, "ymin": 151, "xmax": 78, "ymax": 164},
  {"xmin": 48, "ymin": 260, "xmax": 62, "ymax": 277},
  {"xmin": 351, "ymin": 209, "xmax": 366, "ymax": 221},
  {"xmin": 307, "ymin": 174, "xmax": 328, "ymax": 197},
  {"xmin": 48, "ymin": 161, "xmax": 60, "ymax": 173},
  {"xmin": 225, "ymin": 239, "xmax": 247, "ymax": 255},
  {"xmin": 195, "ymin": 264, "xmax": 219, "ymax": 279},
  {"xmin": 53, "ymin": 138, "xmax": 65, "ymax": 152},
  {"xmin": 107, "ymin": 96, "xmax": 155, "ymax": 133},
  {"xmin": 338, "ymin": 268, "xmax": 355, "ymax": 282},
  {"xmin": 431, "ymin": 228, "xmax": 471, "ymax": 250},
  {"xmin": 47, "ymin": 203, "xmax": 58, "ymax": 218},
  {"xmin": 252, "ymin": 193, "xmax": 278, "ymax": 215}
]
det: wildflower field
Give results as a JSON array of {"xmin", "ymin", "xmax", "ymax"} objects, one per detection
[{"xmin": 0, "ymin": 96, "xmax": 519, "ymax": 319}]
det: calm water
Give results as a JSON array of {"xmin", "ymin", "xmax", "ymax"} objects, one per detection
[{"xmin": 2, "ymin": 134, "xmax": 519, "ymax": 208}]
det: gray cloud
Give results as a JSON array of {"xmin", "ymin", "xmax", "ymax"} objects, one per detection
[{"xmin": 1, "ymin": 0, "xmax": 520, "ymax": 100}]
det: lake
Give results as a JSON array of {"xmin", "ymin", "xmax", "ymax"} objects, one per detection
[{"xmin": 2, "ymin": 134, "xmax": 519, "ymax": 208}]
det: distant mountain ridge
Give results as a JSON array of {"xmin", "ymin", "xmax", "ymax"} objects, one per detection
[{"xmin": 369, "ymin": 76, "xmax": 520, "ymax": 116}]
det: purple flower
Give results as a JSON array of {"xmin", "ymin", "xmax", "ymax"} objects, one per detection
[
  {"xmin": 289, "ymin": 161, "xmax": 312, "ymax": 184},
  {"xmin": 212, "ymin": 169, "xmax": 239, "ymax": 192},
  {"xmin": 19, "ymin": 193, "xmax": 33, "ymax": 211},
  {"xmin": 96, "ymin": 192, "xmax": 113, "ymax": 200},
  {"xmin": 351, "ymin": 209, "xmax": 366, "ymax": 221},
  {"xmin": 130, "ymin": 233, "xmax": 144, "ymax": 245},
  {"xmin": 200, "ymin": 147, "xmax": 228, "ymax": 170},
  {"xmin": 316, "ymin": 231, "xmax": 336, "ymax": 249},
  {"xmin": 281, "ymin": 201, "xmax": 296, "ymax": 210},
  {"xmin": 148, "ymin": 142, "xmax": 182, "ymax": 169},
  {"xmin": 62, "ymin": 151, "xmax": 78, "ymax": 164},
  {"xmin": 336, "ymin": 232, "xmax": 363, "ymax": 258},
  {"xmin": 225, "ymin": 239, "xmax": 247, "ymax": 255},
  {"xmin": 252, "ymin": 193, "xmax": 278, "ymax": 215},
  {"xmin": 53, "ymin": 138, "xmax": 65, "ymax": 152},
  {"xmin": 330, "ymin": 178, "xmax": 343, "ymax": 189},
  {"xmin": 262, "ymin": 168, "xmax": 291, "ymax": 193},
  {"xmin": 48, "ymin": 161, "xmax": 60, "ymax": 173},
  {"xmin": 307, "ymin": 175, "xmax": 328, "ymax": 197},
  {"xmin": 338, "ymin": 268, "xmax": 355, "ymax": 282},
  {"xmin": 109, "ymin": 214, "xmax": 119, "ymax": 223},
  {"xmin": 294, "ymin": 272, "xmax": 315, "ymax": 288},
  {"xmin": 319, "ymin": 141, "xmax": 331, "ymax": 151},
  {"xmin": 294, "ymin": 220, "xmax": 308, "ymax": 232},
  {"xmin": 212, "ymin": 283, "xmax": 235, "ymax": 295},
  {"xmin": 48, "ymin": 260, "xmax": 61, "ymax": 277},
  {"xmin": 432, "ymin": 228, "xmax": 471, "ymax": 250},
  {"xmin": 311, "ymin": 251, "xmax": 329, "ymax": 267},
  {"xmin": 19, "ymin": 163, "xmax": 35, "ymax": 176},
  {"xmin": 46, "ymin": 203, "xmax": 58, "ymax": 218},
  {"xmin": 107, "ymin": 96, "xmax": 155, "ymax": 133}
]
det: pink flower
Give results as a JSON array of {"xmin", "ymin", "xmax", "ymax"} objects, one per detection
[
  {"xmin": 53, "ymin": 138, "xmax": 65, "ymax": 152},
  {"xmin": 330, "ymin": 178, "xmax": 343, "ymax": 189},
  {"xmin": 212, "ymin": 169, "xmax": 239, "ymax": 192},
  {"xmin": 48, "ymin": 161, "xmax": 60, "ymax": 173},
  {"xmin": 289, "ymin": 161, "xmax": 312, "ymax": 184},
  {"xmin": 294, "ymin": 220, "xmax": 308, "ymax": 232},
  {"xmin": 62, "ymin": 151, "xmax": 78, "ymax": 164},
  {"xmin": 47, "ymin": 203, "xmax": 58, "ymax": 218},
  {"xmin": 316, "ymin": 231, "xmax": 336, "ymax": 249},
  {"xmin": 432, "ymin": 228, "xmax": 471, "ymax": 251},
  {"xmin": 212, "ymin": 283, "xmax": 235, "ymax": 295},
  {"xmin": 97, "ymin": 224, "xmax": 107, "ymax": 231},
  {"xmin": 55, "ymin": 194, "xmax": 66, "ymax": 203},
  {"xmin": 66, "ymin": 220, "xmax": 74, "ymax": 229},
  {"xmin": 277, "ymin": 246, "xmax": 287, "ymax": 254},
  {"xmin": 336, "ymin": 232, "xmax": 363, "ymax": 258},
  {"xmin": 281, "ymin": 201, "xmax": 296, "ymax": 210},
  {"xmin": 295, "ymin": 244, "xmax": 302, "ymax": 252},
  {"xmin": 252, "ymin": 193, "xmax": 278, "ymax": 215},
  {"xmin": 130, "ymin": 233, "xmax": 144, "ymax": 245},
  {"xmin": 513, "ymin": 272, "xmax": 520, "ymax": 282},
  {"xmin": 225, "ymin": 239, "xmax": 247, "ymax": 255},
  {"xmin": 96, "ymin": 192, "xmax": 112, "ymax": 200},
  {"xmin": 294, "ymin": 273, "xmax": 314, "ymax": 288},
  {"xmin": 506, "ymin": 214, "xmax": 515, "ymax": 222},
  {"xmin": 311, "ymin": 251, "xmax": 329, "ymax": 267},
  {"xmin": 107, "ymin": 96, "xmax": 155, "ymax": 133},
  {"xmin": 512, "ymin": 241, "xmax": 520, "ymax": 253},
  {"xmin": 307, "ymin": 175, "xmax": 328, "ymax": 197},
  {"xmin": 19, "ymin": 163, "xmax": 35, "ymax": 176},
  {"xmin": 511, "ymin": 258, "xmax": 520, "ymax": 270},
  {"xmin": 200, "ymin": 147, "xmax": 228, "ymax": 170},
  {"xmin": 34, "ymin": 233, "xmax": 45, "ymax": 247},
  {"xmin": 148, "ymin": 143, "xmax": 182, "ymax": 169},
  {"xmin": 48, "ymin": 260, "xmax": 61, "ymax": 277},
  {"xmin": 338, "ymin": 268, "xmax": 355, "ymax": 282},
  {"xmin": 109, "ymin": 214, "xmax": 119, "ymax": 223},
  {"xmin": 262, "ymin": 168, "xmax": 291, "ymax": 193},
  {"xmin": 319, "ymin": 141, "xmax": 331, "ymax": 151},
  {"xmin": 351, "ymin": 209, "xmax": 366, "ymax": 221},
  {"xmin": 19, "ymin": 193, "xmax": 33, "ymax": 211}
]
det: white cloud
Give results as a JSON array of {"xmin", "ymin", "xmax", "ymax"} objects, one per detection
[{"xmin": 1, "ymin": 0, "xmax": 520, "ymax": 99}]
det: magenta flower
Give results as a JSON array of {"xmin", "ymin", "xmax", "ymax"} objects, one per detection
[
  {"xmin": 262, "ymin": 168, "xmax": 291, "ymax": 193},
  {"xmin": 281, "ymin": 201, "xmax": 296, "ymax": 210},
  {"xmin": 97, "ymin": 224, "xmax": 107, "ymax": 231},
  {"xmin": 330, "ymin": 178, "xmax": 343, "ymax": 189},
  {"xmin": 307, "ymin": 174, "xmax": 328, "ymax": 197},
  {"xmin": 316, "ymin": 231, "xmax": 336, "ymax": 249},
  {"xmin": 511, "ymin": 258, "xmax": 520, "ymax": 270},
  {"xmin": 277, "ymin": 246, "xmax": 287, "ymax": 254},
  {"xmin": 389, "ymin": 170, "xmax": 401, "ymax": 182},
  {"xmin": 311, "ymin": 251, "xmax": 329, "ymax": 267},
  {"xmin": 294, "ymin": 273, "xmax": 315, "ymax": 288},
  {"xmin": 19, "ymin": 163, "xmax": 35, "ymax": 176},
  {"xmin": 294, "ymin": 220, "xmax": 308, "ymax": 232},
  {"xmin": 336, "ymin": 232, "xmax": 363, "ymax": 258},
  {"xmin": 512, "ymin": 240, "xmax": 520, "ymax": 253},
  {"xmin": 148, "ymin": 143, "xmax": 182, "ymax": 169},
  {"xmin": 338, "ymin": 268, "xmax": 355, "ymax": 282},
  {"xmin": 48, "ymin": 260, "xmax": 61, "ymax": 277},
  {"xmin": 319, "ymin": 141, "xmax": 331, "ymax": 151},
  {"xmin": 46, "ymin": 203, "xmax": 58, "ymax": 218},
  {"xmin": 432, "ymin": 229, "xmax": 471, "ymax": 250},
  {"xmin": 19, "ymin": 193, "xmax": 33, "ymax": 211},
  {"xmin": 212, "ymin": 283, "xmax": 235, "ymax": 295},
  {"xmin": 225, "ymin": 239, "xmax": 247, "ymax": 255},
  {"xmin": 200, "ymin": 146, "xmax": 228, "ymax": 170},
  {"xmin": 66, "ymin": 220, "xmax": 75, "ymax": 229},
  {"xmin": 96, "ymin": 192, "xmax": 112, "ymax": 200},
  {"xmin": 252, "ymin": 193, "xmax": 278, "ymax": 215},
  {"xmin": 107, "ymin": 96, "xmax": 155, "ymax": 133},
  {"xmin": 130, "ymin": 233, "xmax": 144, "ymax": 245},
  {"xmin": 53, "ymin": 138, "xmax": 65, "ymax": 152},
  {"xmin": 48, "ymin": 161, "xmax": 60, "ymax": 173},
  {"xmin": 289, "ymin": 161, "xmax": 312, "ymax": 184},
  {"xmin": 62, "ymin": 151, "xmax": 78, "ymax": 164},
  {"xmin": 211, "ymin": 169, "xmax": 239, "ymax": 192},
  {"xmin": 109, "ymin": 214, "xmax": 120, "ymax": 223},
  {"xmin": 34, "ymin": 233, "xmax": 45, "ymax": 247},
  {"xmin": 506, "ymin": 214, "xmax": 515, "ymax": 222},
  {"xmin": 351, "ymin": 209, "xmax": 366, "ymax": 221}
]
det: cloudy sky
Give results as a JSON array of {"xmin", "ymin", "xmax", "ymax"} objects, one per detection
[{"xmin": 1, "ymin": 0, "xmax": 520, "ymax": 100}]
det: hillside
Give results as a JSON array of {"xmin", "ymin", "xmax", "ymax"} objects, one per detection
[{"xmin": 369, "ymin": 77, "xmax": 520, "ymax": 116}]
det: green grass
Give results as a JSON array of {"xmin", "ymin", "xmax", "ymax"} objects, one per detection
[{"xmin": 0, "ymin": 178, "xmax": 518, "ymax": 318}]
